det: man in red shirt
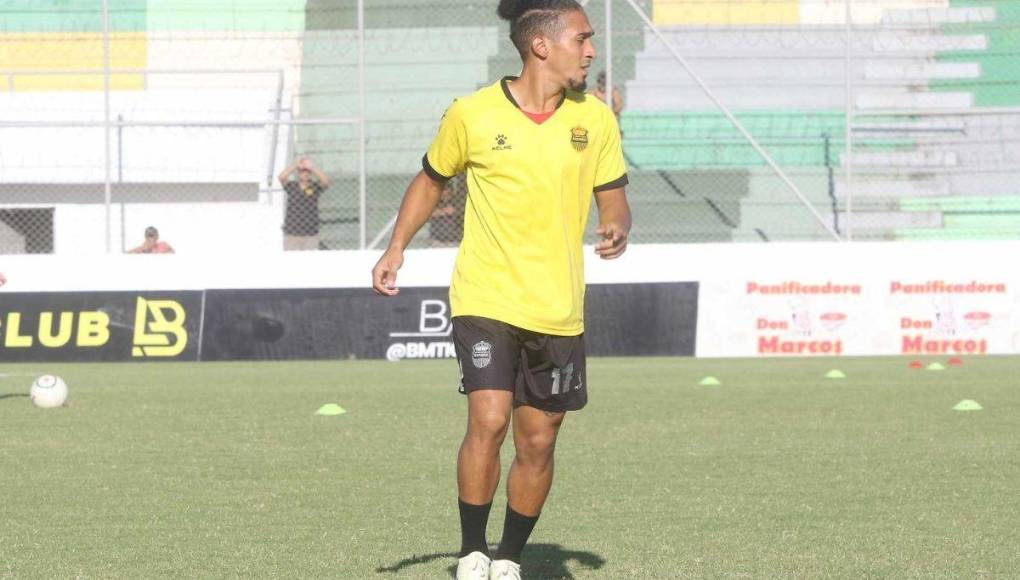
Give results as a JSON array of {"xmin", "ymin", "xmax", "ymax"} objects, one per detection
[{"xmin": 127, "ymin": 226, "xmax": 175, "ymax": 254}]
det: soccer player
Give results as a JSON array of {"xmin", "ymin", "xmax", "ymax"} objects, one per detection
[{"xmin": 371, "ymin": 1, "xmax": 630, "ymax": 578}]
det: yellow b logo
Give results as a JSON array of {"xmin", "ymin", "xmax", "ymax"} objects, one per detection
[{"xmin": 132, "ymin": 297, "xmax": 187, "ymax": 357}]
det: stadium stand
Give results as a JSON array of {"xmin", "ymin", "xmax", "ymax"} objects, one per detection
[
  {"xmin": 2, "ymin": 0, "xmax": 1017, "ymax": 251},
  {"xmin": 297, "ymin": 25, "xmax": 500, "ymax": 248},
  {"xmin": 622, "ymin": 0, "xmax": 1019, "ymax": 241},
  {"xmin": 296, "ymin": 2, "xmax": 643, "ymax": 248},
  {"xmin": 0, "ymin": 1, "xmax": 305, "ymax": 254},
  {"xmin": 297, "ymin": 0, "xmax": 1018, "ymax": 246}
]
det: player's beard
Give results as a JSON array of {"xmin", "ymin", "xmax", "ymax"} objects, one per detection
[{"xmin": 568, "ymin": 76, "xmax": 587, "ymax": 92}]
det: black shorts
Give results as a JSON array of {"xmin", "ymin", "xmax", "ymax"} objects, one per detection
[{"xmin": 452, "ymin": 315, "xmax": 587, "ymax": 412}]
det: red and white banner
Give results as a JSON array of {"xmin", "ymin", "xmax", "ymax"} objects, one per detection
[
  {"xmin": 883, "ymin": 279, "xmax": 1012, "ymax": 356},
  {"xmin": 697, "ymin": 277, "xmax": 1015, "ymax": 357},
  {"xmin": 698, "ymin": 279, "xmax": 870, "ymax": 356},
  {"xmin": 689, "ymin": 242, "xmax": 1020, "ymax": 357}
]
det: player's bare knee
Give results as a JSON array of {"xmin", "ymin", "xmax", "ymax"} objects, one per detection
[
  {"xmin": 467, "ymin": 408, "xmax": 511, "ymax": 442},
  {"xmin": 515, "ymin": 429, "xmax": 558, "ymax": 460}
]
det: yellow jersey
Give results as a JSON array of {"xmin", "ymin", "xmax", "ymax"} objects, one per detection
[{"xmin": 424, "ymin": 77, "xmax": 628, "ymax": 335}]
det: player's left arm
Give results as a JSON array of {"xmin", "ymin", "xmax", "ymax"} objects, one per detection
[
  {"xmin": 594, "ymin": 187, "xmax": 631, "ymax": 260},
  {"xmin": 593, "ymin": 106, "xmax": 630, "ymax": 260}
]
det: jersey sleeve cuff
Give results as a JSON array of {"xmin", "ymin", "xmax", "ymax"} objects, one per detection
[
  {"xmin": 422, "ymin": 154, "xmax": 452, "ymax": 182},
  {"xmin": 594, "ymin": 173, "xmax": 629, "ymax": 193}
]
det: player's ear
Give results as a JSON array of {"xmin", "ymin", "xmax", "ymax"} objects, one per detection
[{"xmin": 531, "ymin": 35, "xmax": 549, "ymax": 60}]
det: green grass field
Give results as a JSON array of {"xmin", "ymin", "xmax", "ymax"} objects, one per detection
[{"xmin": 1, "ymin": 357, "xmax": 1018, "ymax": 579}]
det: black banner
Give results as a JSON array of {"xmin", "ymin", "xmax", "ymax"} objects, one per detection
[
  {"xmin": 200, "ymin": 283, "xmax": 698, "ymax": 361},
  {"xmin": 0, "ymin": 292, "xmax": 201, "ymax": 362},
  {"xmin": 0, "ymin": 284, "xmax": 697, "ymax": 362}
]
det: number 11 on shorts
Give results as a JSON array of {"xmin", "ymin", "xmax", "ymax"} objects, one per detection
[{"xmin": 550, "ymin": 363, "xmax": 575, "ymax": 395}]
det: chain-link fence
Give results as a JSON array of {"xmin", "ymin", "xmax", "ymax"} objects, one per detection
[{"xmin": 1, "ymin": 0, "xmax": 1019, "ymax": 254}]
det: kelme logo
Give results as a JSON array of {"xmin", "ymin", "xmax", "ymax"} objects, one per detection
[{"xmin": 492, "ymin": 134, "xmax": 512, "ymax": 151}]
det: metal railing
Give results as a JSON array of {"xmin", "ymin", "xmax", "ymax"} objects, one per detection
[{"xmin": 1, "ymin": 0, "xmax": 1019, "ymax": 253}]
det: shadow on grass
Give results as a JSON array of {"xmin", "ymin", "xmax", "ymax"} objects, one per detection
[
  {"xmin": 0, "ymin": 393, "xmax": 29, "ymax": 402},
  {"xmin": 375, "ymin": 551, "xmax": 458, "ymax": 574},
  {"xmin": 376, "ymin": 543, "xmax": 606, "ymax": 579}
]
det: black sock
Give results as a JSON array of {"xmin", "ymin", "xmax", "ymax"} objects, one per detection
[
  {"xmin": 494, "ymin": 506, "xmax": 540, "ymax": 564},
  {"xmin": 459, "ymin": 499, "xmax": 492, "ymax": 557}
]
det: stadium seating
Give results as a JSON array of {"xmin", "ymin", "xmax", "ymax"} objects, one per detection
[
  {"xmin": 621, "ymin": 1, "xmax": 1018, "ymax": 242},
  {"xmin": 296, "ymin": 25, "xmax": 499, "ymax": 248},
  {"xmin": 0, "ymin": 1, "xmax": 307, "ymax": 254},
  {"xmin": 299, "ymin": 1, "xmax": 649, "ymax": 249},
  {"xmin": 8, "ymin": 1, "xmax": 1013, "ymax": 251}
]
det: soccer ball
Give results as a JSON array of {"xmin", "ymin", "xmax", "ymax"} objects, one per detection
[{"xmin": 30, "ymin": 375, "xmax": 69, "ymax": 409}]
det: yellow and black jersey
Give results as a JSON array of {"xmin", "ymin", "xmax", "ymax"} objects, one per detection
[{"xmin": 424, "ymin": 76, "xmax": 628, "ymax": 335}]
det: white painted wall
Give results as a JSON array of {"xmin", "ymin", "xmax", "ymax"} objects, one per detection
[
  {"xmin": 0, "ymin": 32, "xmax": 313, "ymax": 256},
  {"xmin": 800, "ymin": 0, "xmax": 948, "ymax": 25},
  {"xmin": 0, "ymin": 89, "xmax": 283, "ymax": 183},
  {"xmin": 0, "ymin": 239, "xmax": 1014, "ymax": 290},
  {"xmin": 52, "ymin": 200, "xmax": 283, "ymax": 256},
  {"xmin": 1, "ymin": 88, "xmax": 297, "ymax": 255},
  {"xmin": 146, "ymin": 36, "xmax": 302, "ymax": 92}
]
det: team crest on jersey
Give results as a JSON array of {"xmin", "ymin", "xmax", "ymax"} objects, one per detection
[
  {"xmin": 472, "ymin": 341, "xmax": 492, "ymax": 368},
  {"xmin": 570, "ymin": 127, "xmax": 589, "ymax": 151},
  {"xmin": 492, "ymin": 133, "xmax": 512, "ymax": 151}
]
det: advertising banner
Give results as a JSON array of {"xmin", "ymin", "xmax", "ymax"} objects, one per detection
[
  {"xmin": 697, "ymin": 277, "xmax": 1016, "ymax": 357},
  {"xmin": 200, "ymin": 283, "xmax": 699, "ymax": 361},
  {"xmin": 697, "ymin": 279, "xmax": 871, "ymax": 357},
  {"xmin": 882, "ymin": 279, "xmax": 1014, "ymax": 356},
  {"xmin": 0, "ymin": 291, "xmax": 202, "ymax": 362}
]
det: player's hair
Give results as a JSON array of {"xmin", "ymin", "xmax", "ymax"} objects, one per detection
[{"xmin": 497, "ymin": 0, "xmax": 584, "ymax": 60}]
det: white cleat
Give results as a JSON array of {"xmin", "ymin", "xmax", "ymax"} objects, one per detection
[
  {"xmin": 456, "ymin": 551, "xmax": 491, "ymax": 580},
  {"xmin": 489, "ymin": 559, "xmax": 521, "ymax": 579}
]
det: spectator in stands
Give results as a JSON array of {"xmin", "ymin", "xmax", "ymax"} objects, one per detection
[
  {"xmin": 589, "ymin": 70, "xmax": 623, "ymax": 119},
  {"xmin": 429, "ymin": 173, "xmax": 467, "ymax": 247},
  {"xmin": 279, "ymin": 157, "xmax": 330, "ymax": 251},
  {"xmin": 0, "ymin": 272, "xmax": 6, "ymax": 287},
  {"xmin": 128, "ymin": 226, "xmax": 175, "ymax": 254}
]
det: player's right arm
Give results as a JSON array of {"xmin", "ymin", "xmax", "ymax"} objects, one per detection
[
  {"xmin": 372, "ymin": 99, "xmax": 468, "ymax": 296},
  {"xmin": 372, "ymin": 172, "xmax": 446, "ymax": 296}
]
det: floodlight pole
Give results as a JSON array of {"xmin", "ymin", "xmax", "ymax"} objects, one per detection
[
  {"xmin": 605, "ymin": 0, "xmax": 612, "ymax": 110},
  {"xmin": 844, "ymin": 0, "xmax": 854, "ymax": 241},
  {"xmin": 102, "ymin": 0, "xmax": 113, "ymax": 253},
  {"xmin": 357, "ymin": 0, "xmax": 367, "ymax": 249}
]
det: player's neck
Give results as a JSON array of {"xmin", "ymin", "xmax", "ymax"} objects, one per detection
[{"xmin": 507, "ymin": 67, "xmax": 565, "ymax": 114}]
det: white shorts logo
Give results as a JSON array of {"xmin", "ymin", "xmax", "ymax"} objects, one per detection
[{"xmin": 472, "ymin": 340, "xmax": 492, "ymax": 368}]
